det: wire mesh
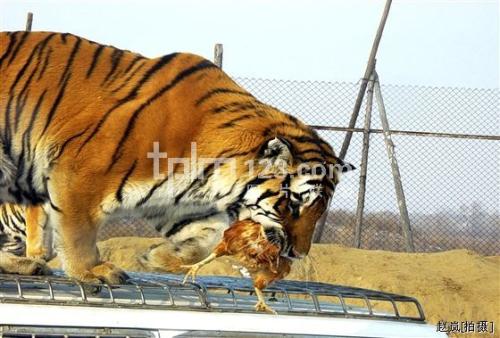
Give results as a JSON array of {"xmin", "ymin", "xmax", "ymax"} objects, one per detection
[{"xmin": 97, "ymin": 77, "xmax": 499, "ymax": 256}]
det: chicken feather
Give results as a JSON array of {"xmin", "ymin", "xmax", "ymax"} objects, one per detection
[{"xmin": 182, "ymin": 219, "xmax": 292, "ymax": 313}]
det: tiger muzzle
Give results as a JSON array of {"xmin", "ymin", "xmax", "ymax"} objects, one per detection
[{"xmin": 264, "ymin": 227, "xmax": 287, "ymax": 252}]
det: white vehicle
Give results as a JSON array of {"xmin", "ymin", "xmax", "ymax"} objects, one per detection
[{"xmin": 0, "ymin": 272, "xmax": 447, "ymax": 338}]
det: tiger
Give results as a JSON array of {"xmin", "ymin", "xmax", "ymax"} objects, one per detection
[{"xmin": 0, "ymin": 31, "xmax": 354, "ymax": 284}]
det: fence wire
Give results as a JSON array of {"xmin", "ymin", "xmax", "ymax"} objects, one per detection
[{"xmin": 98, "ymin": 77, "xmax": 499, "ymax": 256}]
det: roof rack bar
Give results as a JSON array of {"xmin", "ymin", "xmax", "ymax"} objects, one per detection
[
  {"xmin": 134, "ymin": 277, "xmax": 176, "ymax": 306},
  {"xmin": 136, "ymin": 284, "xmax": 146, "ymax": 305},
  {"xmin": 308, "ymin": 291, "xmax": 321, "ymax": 312},
  {"xmin": 227, "ymin": 287, "xmax": 237, "ymax": 306},
  {"xmin": 281, "ymin": 288, "xmax": 293, "ymax": 311},
  {"xmin": 413, "ymin": 299, "xmax": 426, "ymax": 321},
  {"xmin": 163, "ymin": 284, "xmax": 175, "ymax": 306},
  {"xmin": 45, "ymin": 279, "xmax": 55, "ymax": 301},
  {"xmin": 192, "ymin": 282, "xmax": 210, "ymax": 308},
  {"xmin": 337, "ymin": 294, "xmax": 348, "ymax": 314},
  {"xmin": 15, "ymin": 277, "xmax": 23, "ymax": 299},
  {"xmin": 387, "ymin": 296, "xmax": 400, "ymax": 319},
  {"xmin": 0, "ymin": 272, "xmax": 427, "ymax": 322},
  {"xmin": 105, "ymin": 284, "xmax": 115, "ymax": 303},
  {"xmin": 73, "ymin": 280, "xmax": 88, "ymax": 302},
  {"xmin": 362, "ymin": 295, "xmax": 373, "ymax": 315},
  {"xmin": 101, "ymin": 282, "xmax": 115, "ymax": 303}
]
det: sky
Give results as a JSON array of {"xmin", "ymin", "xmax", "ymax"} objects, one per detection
[
  {"xmin": 1, "ymin": 0, "xmax": 498, "ymax": 88},
  {"xmin": 0, "ymin": 0, "xmax": 498, "ymax": 215}
]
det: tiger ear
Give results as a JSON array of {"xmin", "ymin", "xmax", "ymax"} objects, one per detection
[
  {"xmin": 335, "ymin": 157, "xmax": 356, "ymax": 173},
  {"xmin": 259, "ymin": 137, "xmax": 293, "ymax": 164}
]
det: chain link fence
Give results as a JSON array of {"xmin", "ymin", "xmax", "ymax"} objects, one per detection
[
  {"xmin": 99, "ymin": 77, "xmax": 499, "ymax": 256},
  {"xmin": 237, "ymin": 77, "xmax": 499, "ymax": 255}
]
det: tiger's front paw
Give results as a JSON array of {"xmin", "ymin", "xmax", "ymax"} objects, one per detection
[
  {"xmin": 90, "ymin": 262, "xmax": 129, "ymax": 285},
  {"xmin": 69, "ymin": 262, "xmax": 129, "ymax": 295},
  {"xmin": 71, "ymin": 262, "xmax": 129, "ymax": 286},
  {"xmin": 0, "ymin": 254, "xmax": 51, "ymax": 276},
  {"xmin": 17, "ymin": 257, "xmax": 51, "ymax": 276}
]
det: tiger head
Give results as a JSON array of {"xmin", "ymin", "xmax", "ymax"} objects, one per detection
[{"xmin": 234, "ymin": 136, "xmax": 354, "ymax": 259}]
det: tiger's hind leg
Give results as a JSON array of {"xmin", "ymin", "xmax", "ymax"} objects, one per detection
[
  {"xmin": 139, "ymin": 239, "xmax": 207, "ymax": 273},
  {"xmin": 0, "ymin": 204, "xmax": 51, "ymax": 275},
  {"xmin": 140, "ymin": 213, "xmax": 229, "ymax": 273},
  {"xmin": 25, "ymin": 205, "xmax": 54, "ymax": 261},
  {"xmin": 0, "ymin": 204, "xmax": 52, "ymax": 276}
]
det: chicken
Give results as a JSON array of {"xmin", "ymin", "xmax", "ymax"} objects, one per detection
[{"xmin": 181, "ymin": 219, "xmax": 292, "ymax": 314}]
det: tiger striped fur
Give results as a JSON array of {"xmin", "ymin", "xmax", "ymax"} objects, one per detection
[
  {"xmin": 0, "ymin": 204, "xmax": 26, "ymax": 255},
  {"xmin": 0, "ymin": 204, "xmax": 52, "ymax": 275},
  {"xmin": 0, "ymin": 31, "xmax": 353, "ymax": 283}
]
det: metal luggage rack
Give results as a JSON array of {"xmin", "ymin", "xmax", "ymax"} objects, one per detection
[{"xmin": 0, "ymin": 271, "xmax": 425, "ymax": 322}]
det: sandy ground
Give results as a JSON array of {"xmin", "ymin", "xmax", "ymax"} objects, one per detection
[{"xmin": 50, "ymin": 237, "xmax": 500, "ymax": 337}]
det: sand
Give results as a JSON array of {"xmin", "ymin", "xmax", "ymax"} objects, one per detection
[{"xmin": 49, "ymin": 237, "xmax": 500, "ymax": 337}]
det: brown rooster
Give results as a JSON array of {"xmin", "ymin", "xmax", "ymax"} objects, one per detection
[{"xmin": 182, "ymin": 219, "xmax": 291, "ymax": 314}]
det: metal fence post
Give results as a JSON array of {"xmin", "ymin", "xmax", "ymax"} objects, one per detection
[
  {"xmin": 373, "ymin": 72, "xmax": 415, "ymax": 252},
  {"xmin": 353, "ymin": 72, "xmax": 376, "ymax": 248},
  {"xmin": 26, "ymin": 12, "xmax": 33, "ymax": 31},
  {"xmin": 214, "ymin": 43, "xmax": 223, "ymax": 68}
]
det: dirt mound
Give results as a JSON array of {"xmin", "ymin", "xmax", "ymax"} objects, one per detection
[{"xmin": 49, "ymin": 237, "xmax": 500, "ymax": 337}]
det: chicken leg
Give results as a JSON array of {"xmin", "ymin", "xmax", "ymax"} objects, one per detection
[
  {"xmin": 254, "ymin": 287, "xmax": 278, "ymax": 314},
  {"xmin": 181, "ymin": 253, "xmax": 218, "ymax": 284}
]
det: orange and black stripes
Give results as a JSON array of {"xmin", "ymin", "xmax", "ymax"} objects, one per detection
[
  {"xmin": 195, "ymin": 88, "xmax": 254, "ymax": 106},
  {"xmin": 1, "ymin": 30, "xmax": 344, "ymax": 231},
  {"xmin": 115, "ymin": 159, "xmax": 138, "ymax": 203},
  {"xmin": 77, "ymin": 52, "xmax": 178, "ymax": 154},
  {"xmin": 108, "ymin": 59, "xmax": 218, "ymax": 170},
  {"xmin": 0, "ymin": 204, "xmax": 26, "ymax": 255},
  {"xmin": 102, "ymin": 49, "xmax": 124, "ymax": 85},
  {"xmin": 86, "ymin": 44, "xmax": 105, "ymax": 78},
  {"xmin": 0, "ymin": 30, "xmax": 351, "ymax": 281},
  {"xmin": 3, "ymin": 32, "xmax": 29, "ymax": 66}
]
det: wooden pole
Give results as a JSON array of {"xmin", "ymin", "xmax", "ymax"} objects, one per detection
[
  {"xmin": 26, "ymin": 12, "xmax": 33, "ymax": 31},
  {"xmin": 338, "ymin": 0, "xmax": 392, "ymax": 160},
  {"xmin": 312, "ymin": 208, "xmax": 328, "ymax": 243},
  {"xmin": 214, "ymin": 43, "xmax": 223, "ymax": 68},
  {"xmin": 310, "ymin": 125, "xmax": 500, "ymax": 142},
  {"xmin": 353, "ymin": 72, "xmax": 376, "ymax": 248},
  {"xmin": 373, "ymin": 71, "xmax": 415, "ymax": 252},
  {"xmin": 314, "ymin": 0, "xmax": 392, "ymax": 243},
  {"xmin": 314, "ymin": 70, "xmax": 377, "ymax": 244}
]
